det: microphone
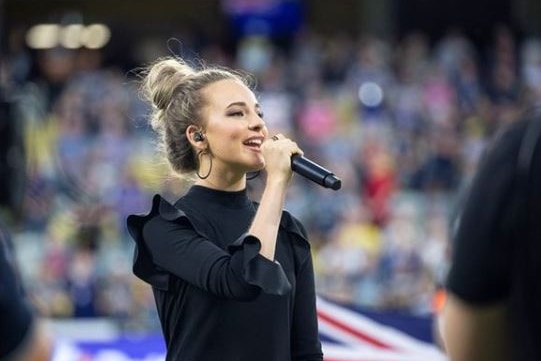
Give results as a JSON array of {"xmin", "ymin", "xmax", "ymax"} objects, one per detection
[{"xmin": 291, "ymin": 155, "xmax": 342, "ymax": 190}]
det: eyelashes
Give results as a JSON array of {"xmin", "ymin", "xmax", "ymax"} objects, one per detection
[{"xmin": 227, "ymin": 110, "xmax": 264, "ymax": 119}]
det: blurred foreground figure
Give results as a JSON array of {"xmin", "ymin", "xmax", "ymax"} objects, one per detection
[
  {"xmin": 127, "ymin": 56, "xmax": 323, "ymax": 361},
  {"xmin": 0, "ymin": 225, "xmax": 52, "ymax": 361},
  {"xmin": 443, "ymin": 108, "xmax": 541, "ymax": 361}
]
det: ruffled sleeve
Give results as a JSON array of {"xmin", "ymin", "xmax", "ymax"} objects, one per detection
[
  {"xmin": 227, "ymin": 234, "xmax": 291, "ymax": 295},
  {"xmin": 126, "ymin": 195, "xmax": 170, "ymax": 290},
  {"xmin": 126, "ymin": 195, "xmax": 291, "ymax": 299}
]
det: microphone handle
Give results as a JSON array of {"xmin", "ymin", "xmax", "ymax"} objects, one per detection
[{"xmin": 291, "ymin": 155, "xmax": 342, "ymax": 190}]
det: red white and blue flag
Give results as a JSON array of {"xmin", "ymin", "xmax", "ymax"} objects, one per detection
[{"xmin": 316, "ymin": 297, "xmax": 447, "ymax": 361}]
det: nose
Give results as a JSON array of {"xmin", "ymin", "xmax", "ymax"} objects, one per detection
[{"xmin": 248, "ymin": 114, "xmax": 265, "ymax": 131}]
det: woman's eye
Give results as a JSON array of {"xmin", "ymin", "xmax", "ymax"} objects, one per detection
[
  {"xmin": 257, "ymin": 112, "xmax": 264, "ymax": 119},
  {"xmin": 228, "ymin": 111, "xmax": 244, "ymax": 117}
]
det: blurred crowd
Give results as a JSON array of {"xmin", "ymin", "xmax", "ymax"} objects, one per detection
[{"xmin": 2, "ymin": 23, "xmax": 541, "ymax": 332}]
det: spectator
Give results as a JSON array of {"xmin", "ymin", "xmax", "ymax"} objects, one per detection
[{"xmin": 443, "ymin": 109, "xmax": 541, "ymax": 360}]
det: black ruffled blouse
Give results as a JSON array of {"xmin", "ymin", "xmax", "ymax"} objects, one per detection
[{"xmin": 127, "ymin": 185, "xmax": 323, "ymax": 361}]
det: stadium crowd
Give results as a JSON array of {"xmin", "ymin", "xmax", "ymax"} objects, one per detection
[{"xmin": 2, "ymin": 23, "xmax": 540, "ymax": 332}]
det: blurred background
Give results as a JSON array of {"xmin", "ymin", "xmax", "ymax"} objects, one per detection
[{"xmin": 1, "ymin": 0, "xmax": 541, "ymax": 358}]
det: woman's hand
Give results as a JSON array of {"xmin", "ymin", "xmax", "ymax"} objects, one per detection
[{"xmin": 261, "ymin": 134, "xmax": 303, "ymax": 185}]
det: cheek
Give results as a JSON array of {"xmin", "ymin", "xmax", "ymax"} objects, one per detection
[
  {"xmin": 222, "ymin": 128, "xmax": 244, "ymax": 146},
  {"xmin": 208, "ymin": 126, "xmax": 243, "ymax": 153}
]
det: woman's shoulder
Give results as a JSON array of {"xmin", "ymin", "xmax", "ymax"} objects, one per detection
[
  {"xmin": 127, "ymin": 194, "xmax": 209, "ymax": 239},
  {"xmin": 126, "ymin": 194, "xmax": 206, "ymax": 290},
  {"xmin": 126, "ymin": 194, "xmax": 184, "ymax": 227}
]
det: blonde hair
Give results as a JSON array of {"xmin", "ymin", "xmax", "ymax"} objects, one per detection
[{"xmin": 140, "ymin": 56, "xmax": 252, "ymax": 175}]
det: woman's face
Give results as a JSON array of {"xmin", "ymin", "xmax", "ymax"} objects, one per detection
[{"xmin": 200, "ymin": 78, "xmax": 268, "ymax": 174}]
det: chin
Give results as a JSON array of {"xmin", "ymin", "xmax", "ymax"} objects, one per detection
[
  {"xmin": 250, "ymin": 155, "xmax": 265, "ymax": 169},
  {"xmin": 248, "ymin": 160, "xmax": 265, "ymax": 173},
  {"xmin": 250, "ymin": 163, "xmax": 265, "ymax": 172}
]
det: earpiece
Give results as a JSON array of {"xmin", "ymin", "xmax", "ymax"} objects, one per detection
[{"xmin": 194, "ymin": 131, "xmax": 205, "ymax": 142}]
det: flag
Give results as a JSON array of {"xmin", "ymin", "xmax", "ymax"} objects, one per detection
[{"xmin": 316, "ymin": 296, "xmax": 447, "ymax": 361}]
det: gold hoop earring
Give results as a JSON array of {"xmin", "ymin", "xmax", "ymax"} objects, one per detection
[{"xmin": 196, "ymin": 150, "xmax": 212, "ymax": 179}]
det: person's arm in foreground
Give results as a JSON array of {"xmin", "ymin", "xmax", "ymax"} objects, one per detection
[
  {"xmin": 441, "ymin": 293, "xmax": 510, "ymax": 361},
  {"xmin": 0, "ymin": 240, "xmax": 52, "ymax": 361},
  {"xmin": 2, "ymin": 322, "xmax": 53, "ymax": 361}
]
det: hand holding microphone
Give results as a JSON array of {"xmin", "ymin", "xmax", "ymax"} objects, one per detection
[{"xmin": 266, "ymin": 135, "xmax": 342, "ymax": 191}]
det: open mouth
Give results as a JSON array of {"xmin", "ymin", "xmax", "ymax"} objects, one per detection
[{"xmin": 243, "ymin": 138, "xmax": 263, "ymax": 148}]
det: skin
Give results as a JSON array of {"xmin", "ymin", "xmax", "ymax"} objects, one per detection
[
  {"xmin": 440, "ymin": 292, "xmax": 510, "ymax": 361},
  {"xmin": 186, "ymin": 78, "xmax": 303, "ymax": 260},
  {"xmin": 1, "ymin": 319, "xmax": 52, "ymax": 361},
  {"xmin": 16, "ymin": 322, "xmax": 53, "ymax": 361}
]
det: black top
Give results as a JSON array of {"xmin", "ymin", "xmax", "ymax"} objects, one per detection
[
  {"xmin": 127, "ymin": 185, "xmax": 323, "ymax": 361},
  {"xmin": 446, "ymin": 115, "xmax": 541, "ymax": 360},
  {"xmin": 0, "ymin": 226, "xmax": 35, "ymax": 359},
  {"xmin": 445, "ymin": 120, "xmax": 521, "ymax": 304}
]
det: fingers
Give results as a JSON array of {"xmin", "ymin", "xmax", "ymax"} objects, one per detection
[
  {"xmin": 269, "ymin": 133, "xmax": 283, "ymax": 142},
  {"xmin": 263, "ymin": 134, "xmax": 303, "ymax": 184},
  {"xmin": 268, "ymin": 134, "xmax": 303, "ymax": 156}
]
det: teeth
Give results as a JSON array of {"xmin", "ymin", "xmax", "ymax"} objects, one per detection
[{"xmin": 245, "ymin": 139, "xmax": 261, "ymax": 146}]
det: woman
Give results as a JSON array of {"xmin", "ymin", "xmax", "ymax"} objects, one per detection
[{"xmin": 127, "ymin": 57, "xmax": 323, "ymax": 361}]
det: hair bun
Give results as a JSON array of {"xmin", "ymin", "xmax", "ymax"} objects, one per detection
[{"xmin": 143, "ymin": 58, "xmax": 195, "ymax": 112}]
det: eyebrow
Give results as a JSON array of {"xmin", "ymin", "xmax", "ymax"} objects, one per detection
[{"xmin": 226, "ymin": 101, "xmax": 261, "ymax": 110}]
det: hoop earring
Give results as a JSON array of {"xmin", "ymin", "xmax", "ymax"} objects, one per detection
[
  {"xmin": 196, "ymin": 150, "xmax": 212, "ymax": 179},
  {"xmin": 246, "ymin": 171, "xmax": 260, "ymax": 180}
]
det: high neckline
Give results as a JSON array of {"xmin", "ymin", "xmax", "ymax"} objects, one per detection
[{"xmin": 184, "ymin": 185, "xmax": 252, "ymax": 209}]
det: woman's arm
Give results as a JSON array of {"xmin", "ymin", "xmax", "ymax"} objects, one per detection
[
  {"xmin": 8, "ymin": 321, "xmax": 53, "ymax": 361},
  {"xmin": 248, "ymin": 179, "xmax": 287, "ymax": 260},
  {"xmin": 142, "ymin": 214, "xmax": 290, "ymax": 300},
  {"xmin": 249, "ymin": 134, "xmax": 302, "ymax": 260}
]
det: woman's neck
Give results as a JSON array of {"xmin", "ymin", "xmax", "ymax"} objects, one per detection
[{"xmin": 195, "ymin": 172, "xmax": 247, "ymax": 191}]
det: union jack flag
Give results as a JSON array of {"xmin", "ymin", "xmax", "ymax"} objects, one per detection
[{"xmin": 316, "ymin": 297, "xmax": 448, "ymax": 361}]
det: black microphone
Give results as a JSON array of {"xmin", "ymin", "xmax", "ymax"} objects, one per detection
[{"xmin": 291, "ymin": 155, "xmax": 342, "ymax": 190}]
